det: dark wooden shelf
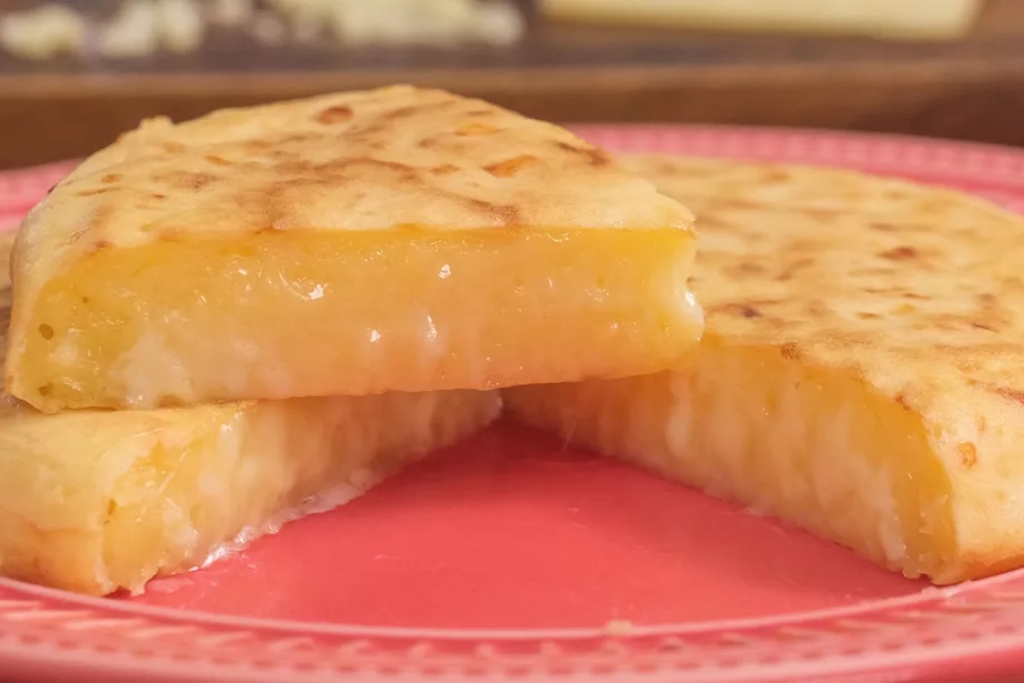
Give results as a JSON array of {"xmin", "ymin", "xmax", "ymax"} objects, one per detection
[{"xmin": 2, "ymin": 0, "xmax": 1023, "ymax": 168}]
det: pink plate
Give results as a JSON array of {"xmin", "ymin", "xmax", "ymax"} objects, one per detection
[{"xmin": 3, "ymin": 126, "xmax": 1024, "ymax": 683}]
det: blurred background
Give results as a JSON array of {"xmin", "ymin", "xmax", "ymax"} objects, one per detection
[{"xmin": 1, "ymin": 0, "xmax": 1022, "ymax": 169}]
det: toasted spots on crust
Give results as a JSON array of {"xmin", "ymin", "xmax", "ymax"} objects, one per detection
[
  {"xmin": 976, "ymin": 293, "xmax": 998, "ymax": 308},
  {"xmin": 185, "ymin": 173, "xmax": 219, "ymax": 190},
  {"xmin": 277, "ymin": 133, "xmax": 317, "ymax": 146},
  {"xmin": 957, "ymin": 442, "xmax": 978, "ymax": 468},
  {"xmin": 761, "ymin": 169, "xmax": 791, "ymax": 183},
  {"xmin": 721, "ymin": 198, "xmax": 764, "ymax": 211},
  {"xmin": 555, "ymin": 141, "xmax": 611, "ymax": 168},
  {"xmin": 431, "ymin": 164, "xmax": 460, "ymax": 176},
  {"xmin": 879, "ymin": 245, "xmax": 920, "ymax": 261},
  {"xmin": 724, "ymin": 261, "xmax": 765, "ymax": 278},
  {"xmin": 994, "ymin": 386, "xmax": 1024, "ymax": 405},
  {"xmin": 779, "ymin": 342, "xmax": 800, "ymax": 360},
  {"xmin": 77, "ymin": 187, "xmax": 116, "ymax": 197},
  {"xmin": 101, "ymin": 174, "xmax": 121, "ymax": 184},
  {"xmin": 710, "ymin": 303, "xmax": 763, "ymax": 319},
  {"xmin": 485, "ymin": 155, "xmax": 537, "ymax": 178},
  {"xmin": 775, "ymin": 257, "xmax": 814, "ymax": 282},
  {"xmin": 244, "ymin": 138, "xmax": 273, "ymax": 152},
  {"xmin": 315, "ymin": 105, "xmax": 354, "ymax": 124},
  {"xmin": 151, "ymin": 171, "xmax": 221, "ymax": 191},
  {"xmin": 381, "ymin": 105, "xmax": 420, "ymax": 122},
  {"xmin": 464, "ymin": 198, "xmax": 521, "ymax": 224},
  {"xmin": 739, "ymin": 305, "xmax": 761, "ymax": 319},
  {"xmin": 205, "ymin": 155, "xmax": 233, "ymax": 166},
  {"xmin": 455, "ymin": 121, "xmax": 498, "ymax": 136},
  {"xmin": 805, "ymin": 300, "xmax": 829, "ymax": 317}
]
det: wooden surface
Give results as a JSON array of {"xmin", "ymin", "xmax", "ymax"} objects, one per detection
[{"xmin": 1, "ymin": 0, "xmax": 1024, "ymax": 168}]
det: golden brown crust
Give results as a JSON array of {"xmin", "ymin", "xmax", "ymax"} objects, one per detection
[
  {"xmin": 623, "ymin": 155, "xmax": 1024, "ymax": 415},
  {"xmin": 46, "ymin": 87, "xmax": 691, "ymax": 244},
  {"xmin": 623, "ymin": 154, "xmax": 1024, "ymax": 583}
]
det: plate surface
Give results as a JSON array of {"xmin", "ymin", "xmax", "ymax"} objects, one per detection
[{"xmin": 3, "ymin": 126, "xmax": 1024, "ymax": 683}]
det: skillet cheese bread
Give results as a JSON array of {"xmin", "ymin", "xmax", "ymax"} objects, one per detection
[
  {"xmin": 507, "ymin": 155, "xmax": 1024, "ymax": 584},
  {"xmin": 6, "ymin": 86, "xmax": 701, "ymax": 412},
  {"xmin": 0, "ymin": 233, "xmax": 500, "ymax": 595}
]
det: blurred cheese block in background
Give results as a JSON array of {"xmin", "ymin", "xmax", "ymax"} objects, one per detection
[
  {"xmin": 541, "ymin": 0, "xmax": 984, "ymax": 41},
  {"xmin": 0, "ymin": 0, "xmax": 525, "ymax": 61},
  {"xmin": 0, "ymin": 4, "xmax": 86, "ymax": 60}
]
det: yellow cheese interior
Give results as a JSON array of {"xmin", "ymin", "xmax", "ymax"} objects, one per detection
[
  {"xmin": 0, "ymin": 389, "xmax": 499, "ymax": 595},
  {"xmin": 506, "ymin": 336, "xmax": 957, "ymax": 581},
  {"xmin": 16, "ymin": 228, "xmax": 700, "ymax": 411}
]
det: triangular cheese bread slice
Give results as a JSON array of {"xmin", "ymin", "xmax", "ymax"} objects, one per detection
[
  {"xmin": 0, "ymin": 233, "xmax": 500, "ymax": 596},
  {"xmin": 506, "ymin": 155, "xmax": 1024, "ymax": 584},
  {"xmin": 6, "ymin": 86, "xmax": 701, "ymax": 413}
]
